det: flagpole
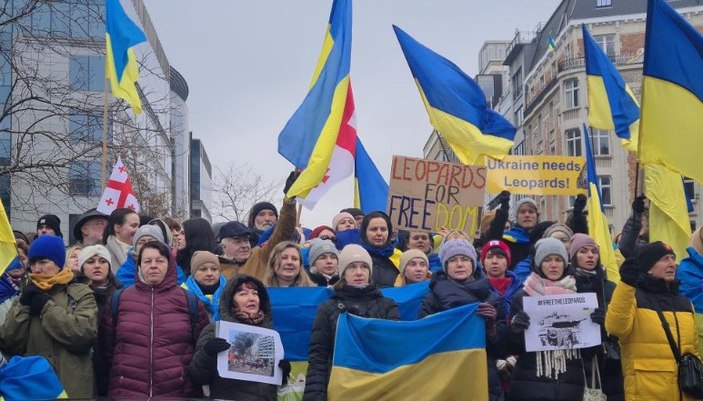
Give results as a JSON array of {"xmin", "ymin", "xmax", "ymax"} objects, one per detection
[
  {"xmin": 101, "ymin": 76, "xmax": 109, "ymax": 188},
  {"xmin": 296, "ymin": 202, "xmax": 303, "ymax": 227}
]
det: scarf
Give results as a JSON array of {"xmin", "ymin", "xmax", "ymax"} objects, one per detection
[
  {"xmin": 106, "ymin": 235, "xmax": 130, "ymax": 272},
  {"xmin": 360, "ymin": 239, "xmax": 395, "ymax": 259},
  {"xmin": 231, "ymin": 308, "xmax": 265, "ymax": 326},
  {"xmin": 489, "ymin": 277, "xmax": 513, "ymax": 296},
  {"xmin": 503, "ymin": 226, "xmax": 530, "ymax": 245},
  {"xmin": 522, "ymin": 271, "xmax": 580, "ymax": 379},
  {"xmin": 523, "ymin": 272, "xmax": 577, "ymax": 296},
  {"xmin": 0, "ymin": 258, "xmax": 22, "ymax": 304},
  {"xmin": 30, "ymin": 268, "xmax": 74, "ymax": 291},
  {"xmin": 184, "ymin": 275, "xmax": 225, "ymax": 321}
]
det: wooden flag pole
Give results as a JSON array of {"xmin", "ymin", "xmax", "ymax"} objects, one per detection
[{"xmin": 296, "ymin": 202, "xmax": 303, "ymax": 227}]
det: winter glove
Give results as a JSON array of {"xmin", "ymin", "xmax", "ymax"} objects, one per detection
[
  {"xmin": 510, "ymin": 311, "xmax": 530, "ymax": 333},
  {"xmin": 279, "ymin": 359, "xmax": 292, "ymax": 385},
  {"xmin": 29, "ymin": 291, "xmax": 50, "ymax": 317},
  {"xmin": 573, "ymin": 194, "xmax": 587, "ymax": 214},
  {"xmin": 499, "ymin": 190, "xmax": 511, "ymax": 211},
  {"xmin": 619, "ymin": 257, "xmax": 641, "ymax": 287},
  {"xmin": 19, "ymin": 284, "xmax": 39, "ymax": 306},
  {"xmin": 283, "ymin": 170, "xmax": 301, "ymax": 196},
  {"xmin": 590, "ymin": 307, "xmax": 606, "ymax": 326},
  {"xmin": 203, "ymin": 337, "xmax": 231, "ymax": 357},
  {"xmin": 632, "ymin": 195, "xmax": 646, "ymax": 214},
  {"xmin": 477, "ymin": 303, "xmax": 497, "ymax": 322}
]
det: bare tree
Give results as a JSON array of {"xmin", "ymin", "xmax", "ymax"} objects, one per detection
[{"xmin": 210, "ymin": 162, "xmax": 282, "ymax": 223}]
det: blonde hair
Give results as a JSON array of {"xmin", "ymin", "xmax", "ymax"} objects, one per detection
[
  {"xmin": 265, "ymin": 241, "xmax": 315, "ymax": 287},
  {"xmin": 65, "ymin": 244, "xmax": 83, "ymax": 267}
]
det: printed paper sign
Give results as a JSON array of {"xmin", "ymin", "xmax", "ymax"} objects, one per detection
[
  {"xmin": 522, "ymin": 293, "xmax": 601, "ymax": 352},
  {"xmin": 217, "ymin": 321, "xmax": 285, "ymax": 385},
  {"xmin": 486, "ymin": 155, "xmax": 587, "ymax": 196},
  {"xmin": 387, "ymin": 155, "xmax": 485, "ymax": 236}
]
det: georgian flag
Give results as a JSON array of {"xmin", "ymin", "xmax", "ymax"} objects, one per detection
[
  {"xmin": 299, "ymin": 83, "xmax": 358, "ymax": 209},
  {"xmin": 97, "ymin": 157, "xmax": 141, "ymax": 214}
]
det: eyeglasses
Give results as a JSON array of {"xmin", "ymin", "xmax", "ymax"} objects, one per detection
[{"xmin": 319, "ymin": 235, "xmax": 337, "ymax": 243}]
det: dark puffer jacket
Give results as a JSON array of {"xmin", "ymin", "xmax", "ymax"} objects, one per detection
[
  {"xmin": 370, "ymin": 254, "xmax": 400, "ymax": 288},
  {"xmin": 189, "ymin": 275, "xmax": 277, "ymax": 401},
  {"xmin": 99, "ymin": 251, "xmax": 210, "ymax": 398},
  {"xmin": 508, "ymin": 290, "xmax": 587, "ymax": 401},
  {"xmin": 418, "ymin": 272, "xmax": 508, "ymax": 401},
  {"xmin": 303, "ymin": 283, "xmax": 400, "ymax": 401}
]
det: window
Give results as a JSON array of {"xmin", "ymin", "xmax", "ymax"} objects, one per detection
[
  {"xmin": 513, "ymin": 140, "xmax": 526, "ymax": 156},
  {"xmin": 0, "ymin": 132, "xmax": 10, "ymax": 166},
  {"xmin": 684, "ymin": 177, "xmax": 696, "ymax": 205},
  {"xmin": 69, "ymin": 111, "xmax": 110, "ymax": 142},
  {"xmin": 69, "ymin": 55, "xmax": 104, "ymax": 91},
  {"xmin": 597, "ymin": 0, "xmax": 612, "ymax": 7},
  {"xmin": 565, "ymin": 128, "xmax": 582, "ymax": 157},
  {"xmin": 514, "ymin": 105, "xmax": 523, "ymax": 126},
  {"xmin": 511, "ymin": 67, "xmax": 523, "ymax": 101},
  {"xmin": 564, "ymin": 79, "xmax": 579, "ymax": 108},
  {"xmin": 598, "ymin": 176, "xmax": 612, "ymax": 206},
  {"xmin": 68, "ymin": 161, "xmax": 101, "ymax": 196},
  {"xmin": 593, "ymin": 34, "xmax": 616, "ymax": 57},
  {"xmin": 590, "ymin": 128, "xmax": 611, "ymax": 156}
]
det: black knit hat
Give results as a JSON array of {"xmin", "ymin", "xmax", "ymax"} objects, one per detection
[
  {"xmin": 248, "ymin": 202, "xmax": 278, "ymax": 228},
  {"xmin": 637, "ymin": 241, "xmax": 675, "ymax": 273},
  {"xmin": 36, "ymin": 214, "xmax": 62, "ymax": 238}
]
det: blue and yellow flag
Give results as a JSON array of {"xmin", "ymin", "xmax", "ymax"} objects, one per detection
[
  {"xmin": 328, "ymin": 303, "xmax": 487, "ymax": 400},
  {"xmin": 547, "ymin": 35, "xmax": 557, "ymax": 53},
  {"xmin": 0, "ymin": 199, "xmax": 16, "ymax": 277},
  {"xmin": 106, "ymin": 0, "xmax": 146, "ymax": 115},
  {"xmin": 393, "ymin": 25, "xmax": 516, "ymax": 166},
  {"xmin": 583, "ymin": 125, "xmax": 619, "ymax": 282},
  {"xmin": 278, "ymin": 0, "xmax": 352, "ymax": 199},
  {"xmin": 645, "ymin": 164, "xmax": 691, "ymax": 262},
  {"xmin": 639, "ymin": 0, "xmax": 703, "ymax": 184},
  {"xmin": 353, "ymin": 137, "xmax": 388, "ymax": 214},
  {"xmin": 582, "ymin": 25, "xmax": 640, "ymax": 152},
  {"xmin": 0, "ymin": 356, "xmax": 67, "ymax": 400}
]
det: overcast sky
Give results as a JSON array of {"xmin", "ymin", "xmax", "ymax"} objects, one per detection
[{"xmin": 144, "ymin": 0, "xmax": 561, "ymax": 228}]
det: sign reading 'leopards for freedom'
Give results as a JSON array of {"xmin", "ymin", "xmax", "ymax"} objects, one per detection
[
  {"xmin": 486, "ymin": 155, "xmax": 587, "ymax": 196},
  {"xmin": 387, "ymin": 155, "xmax": 485, "ymax": 236}
]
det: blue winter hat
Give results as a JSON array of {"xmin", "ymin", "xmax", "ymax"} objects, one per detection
[
  {"xmin": 28, "ymin": 235, "xmax": 66, "ymax": 269},
  {"xmin": 439, "ymin": 239, "xmax": 477, "ymax": 271}
]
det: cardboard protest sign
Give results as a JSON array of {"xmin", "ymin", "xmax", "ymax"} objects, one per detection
[
  {"xmin": 387, "ymin": 156, "xmax": 485, "ymax": 236},
  {"xmin": 486, "ymin": 155, "xmax": 587, "ymax": 196}
]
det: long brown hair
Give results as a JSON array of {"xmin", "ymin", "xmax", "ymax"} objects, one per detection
[{"xmin": 265, "ymin": 241, "xmax": 315, "ymax": 287}]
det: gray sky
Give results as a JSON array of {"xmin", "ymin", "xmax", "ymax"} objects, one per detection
[{"xmin": 144, "ymin": 0, "xmax": 561, "ymax": 228}]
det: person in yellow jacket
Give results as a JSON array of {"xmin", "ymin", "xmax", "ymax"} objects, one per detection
[{"xmin": 606, "ymin": 241, "xmax": 700, "ymax": 401}]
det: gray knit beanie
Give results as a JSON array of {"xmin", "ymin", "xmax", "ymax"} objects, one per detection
[
  {"xmin": 534, "ymin": 237, "xmax": 569, "ymax": 268},
  {"xmin": 511, "ymin": 197, "xmax": 538, "ymax": 221},
  {"xmin": 133, "ymin": 225, "xmax": 164, "ymax": 246},
  {"xmin": 439, "ymin": 239, "xmax": 477, "ymax": 272},
  {"xmin": 308, "ymin": 239, "xmax": 339, "ymax": 270}
]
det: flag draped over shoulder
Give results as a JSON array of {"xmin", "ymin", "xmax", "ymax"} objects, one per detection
[
  {"xmin": 393, "ymin": 25, "xmax": 515, "ymax": 166},
  {"xmin": 328, "ymin": 303, "xmax": 487, "ymax": 401},
  {"xmin": 0, "ymin": 199, "xmax": 16, "ymax": 277},
  {"xmin": 353, "ymin": 137, "xmax": 388, "ymax": 214},
  {"xmin": 106, "ymin": 0, "xmax": 146, "ymax": 115},
  {"xmin": 278, "ymin": 0, "xmax": 352, "ymax": 200},
  {"xmin": 583, "ymin": 125, "xmax": 620, "ymax": 283},
  {"xmin": 582, "ymin": 25, "xmax": 640, "ymax": 152},
  {"xmin": 639, "ymin": 0, "xmax": 703, "ymax": 184},
  {"xmin": 0, "ymin": 356, "xmax": 68, "ymax": 400}
]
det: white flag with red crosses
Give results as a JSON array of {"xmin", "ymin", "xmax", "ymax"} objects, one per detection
[{"xmin": 97, "ymin": 157, "xmax": 141, "ymax": 214}]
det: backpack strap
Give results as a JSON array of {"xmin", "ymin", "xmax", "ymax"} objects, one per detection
[
  {"xmin": 183, "ymin": 289, "xmax": 201, "ymax": 344},
  {"xmin": 110, "ymin": 287, "xmax": 125, "ymax": 325}
]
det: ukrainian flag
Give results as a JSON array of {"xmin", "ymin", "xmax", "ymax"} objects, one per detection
[
  {"xmin": 583, "ymin": 125, "xmax": 620, "ymax": 282},
  {"xmin": 105, "ymin": 0, "xmax": 146, "ymax": 115},
  {"xmin": 547, "ymin": 35, "xmax": 557, "ymax": 53},
  {"xmin": 645, "ymin": 163, "xmax": 691, "ymax": 262},
  {"xmin": 582, "ymin": 25, "xmax": 640, "ymax": 152},
  {"xmin": 278, "ymin": 0, "xmax": 352, "ymax": 199},
  {"xmin": 393, "ymin": 25, "xmax": 515, "ymax": 166},
  {"xmin": 328, "ymin": 303, "xmax": 487, "ymax": 401},
  {"xmin": 0, "ymin": 199, "xmax": 16, "ymax": 277},
  {"xmin": 353, "ymin": 137, "xmax": 388, "ymax": 214},
  {"xmin": 639, "ymin": 0, "xmax": 703, "ymax": 184},
  {"xmin": 0, "ymin": 356, "xmax": 67, "ymax": 400}
]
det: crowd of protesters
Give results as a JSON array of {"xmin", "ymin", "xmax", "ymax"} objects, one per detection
[{"xmin": 0, "ymin": 175, "xmax": 701, "ymax": 401}]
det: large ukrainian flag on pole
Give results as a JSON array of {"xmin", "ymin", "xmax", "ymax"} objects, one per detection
[
  {"xmin": 328, "ymin": 303, "xmax": 488, "ymax": 401},
  {"xmin": 278, "ymin": 0, "xmax": 352, "ymax": 200},
  {"xmin": 393, "ymin": 25, "xmax": 515, "ymax": 166},
  {"xmin": 583, "ymin": 124, "xmax": 620, "ymax": 282},
  {"xmin": 639, "ymin": 0, "xmax": 703, "ymax": 184},
  {"xmin": 582, "ymin": 25, "xmax": 640, "ymax": 152},
  {"xmin": 105, "ymin": 0, "xmax": 146, "ymax": 115},
  {"xmin": 353, "ymin": 137, "xmax": 388, "ymax": 214},
  {"xmin": 0, "ymin": 199, "xmax": 16, "ymax": 277}
]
